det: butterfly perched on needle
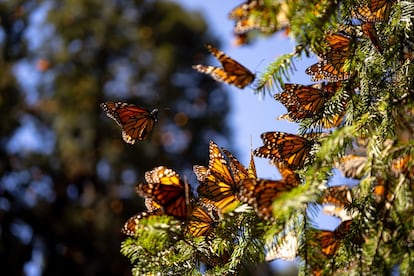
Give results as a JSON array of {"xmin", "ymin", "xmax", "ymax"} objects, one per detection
[
  {"xmin": 136, "ymin": 166, "xmax": 193, "ymax": 220},
  {"xmin": 254, "ymin": 132, "xmax": 314, "ymax": 170},
  {"xmin": 237, "ymin": 178, "xmax": 297, "ymax": 220},
  {"xmin": 194, "ymin": 141, "xmax": 242, "ymax": 213},
  {"xmin": 192, "ymin": 44, "xmax": 255, "ymax": 89},
  {"xmin": 100, "ymin": 101, "xmax": 159, "ymax": 144},
  {"xmin": 221, "ymin": 148, "xmax": 257, "ymax": 183},
  {"xmin": 274, "ymin": 82, "xmax": 341, "ymax": 121},
  {"xmin": 353, "ymin": 0, "xmax": 395, "ymax": 23},
  {"xmin": 315, "ymin": 220, "xmax": 352, "ymax": 257},
  {"xmin": 306, "ymin": 33, "xmax": 354, "ymax": 82},
  {"xmin": 185, "ymin": 198, "xmax": 220, "ymax": 237}
]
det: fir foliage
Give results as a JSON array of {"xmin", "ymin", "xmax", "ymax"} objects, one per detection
[{"xmin": 121, "ymin": 0, "xmax": 414, "ymax": 275}]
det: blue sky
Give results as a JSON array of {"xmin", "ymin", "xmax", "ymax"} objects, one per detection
[
  {"xmin": 174, "ymin": 0, "xmax": 346, "ymax": 233},
  {"xmin": 174, "ymin": 0, "xmax": 317, "ymax": 178}
]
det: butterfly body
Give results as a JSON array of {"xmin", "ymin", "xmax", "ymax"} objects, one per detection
[
  {"xmin": 100, "ymin": 102, "xmax": 158, "ymax": 144},
  {"xmin": 193, "ymin": 44, "xmax": 255, "ymax": 89}
]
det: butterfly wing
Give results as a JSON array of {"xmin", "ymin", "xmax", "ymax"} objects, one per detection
[
  {"xmin": 196, "ymin": 141, "xmax": 240, "ymax": 212},
  {"xmin": 186, "ymin": 198, "xmax": 220, "ymax": 237},
  {"xmin": 193, "ymin": 44, "xmax": 255, "ymax": 89},
  {"xmin": 354, "ymin": 0, "xmax": 394, "ymax": 22},
  {"xmin": 238, "ymin": 178, "xmax": 294, "ymax": 220},
  {"xmin": 137, "ymin": 166, "xmax": 192, "ymax": 219},
  {"xmin": 121, "ymin": 209, "xmax": 163, "ymax": 236},
  {"xmin": 221, "ymin": 148, "xmax": 249, "ymax": 183},
  {"xmin": 254, "ymin": 132, "xmax": 312, "ymax": 169},
  {"xmin": 100, "ymin": 102, "xmax": 158, "ymax": 144},
  {"xmin": 275, "ymin": 84, "xmax": 335, "ymax": 120}
]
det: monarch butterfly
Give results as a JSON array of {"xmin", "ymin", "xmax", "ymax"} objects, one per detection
[
  {"xmin": 195, "ymin": 141, "xmax": 240, "ymax": 212},
  {"xmin": 354, "ymin": 0, "xmax": 394, "ymax": 22},
  {"xmin": 121, "ymin": 209, "xmax": 163, "ymax": 236},
  {"xmin": 136, "ymin": 166, "xmax": 193, "ymax": 219},
  {"xmin": 100, "ymin": 102, "xmax": 158, "ymax": 144},
  {"xmin": 322, "ymin": 185, "xmax": 353, "ymax": 207},
  {"xmin": 316, "ymin": 220, "xmax": 352, "ymax": 257},
  {"xmin": 192, "ymin": 44, "xmax": 255, "ymax": 89},
  {"xmin": 238, "ymin": 178, "xmax": 296, "ymax": 220},
  {"xmin": 221, "ymin": 148, "xmax": 257, "ymax": 182},
  {"xmin": 321, "ymin": 185, "xmax": 355, "ymax": 221},
  {"xmin": 335, "ymin": 154, "xmax": 367, "ymax": 179},
  {"xmin": 185, "ymin": 198, "xmax": 220, "ymax": 237},
  {"xmin": 229, "ymin": 1, "xmax": 288, "ymax": 35},
  {"xmin": 306, "ymin": 33, "xmax": 354, "ymax": 82},
  {"xmin": 254, "ymin": 132, "xmax": 313, "ymax": 170},
  {"xmin": 274, "ymin": 83, "xmax": 341, "ymax": 120}
]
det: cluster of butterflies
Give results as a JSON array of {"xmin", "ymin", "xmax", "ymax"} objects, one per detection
[
  {"xmin": 122, "ymin": 140, "xmax": 303, "ymax": 238},
  {"xmin": 99, "ymin": 0, "xmax": 404, "ymax": 270},
  {"xmin": 305, "ymin": 0, "xmax": 396, "ymax": 82}
]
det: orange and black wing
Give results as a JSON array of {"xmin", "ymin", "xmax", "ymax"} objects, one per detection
[
  {"xmin": 316, "ymin": 220, "xmax": 352, "ymax": 256},
  {"xmin": 192, "ymin": 44, "xmax": 255, "ymax": 89},
  {"xmin": 238, "ymin": 178, "xmax": 294, "ymax": 220},
  {"xmin": 186, "ymin": 198, "xmax": 220, "ymax": 237},
  {"xmin": 274, "ymin": 83, "xmax": 338, "ymax": 120},
  {"xmin": 306, "ymin": 33, "xmax": 353, "ymax": 82},
  {"xmin": 254, "ymin": 132, "xmax": 313, "ymax": 169},
  {"xmin": 137, "ymin": 166, "xmax": 192, "ymax": 219},
  {"xmin": 305, "ymin": 59, "xmax": 350, "ymax": 82},
  {"xmin": 322, "ymin": 185, "xmax": 353, "ymax": 207},
  {"xmin": 121, "ymin": 209, "xmax": 163, "ymax": 236},
  {"xmin": 100, "ymin": 102, "xmax": 158, "ymax": 144},
  {"xmin": 221, "ymin": 148, "xmax": 250, "ymax": 183},
  {"xmin": 354, "ymin": 0, "xmax": 394, "ymax": 22},
  {"xmin": 196, "ymin": 141, "xmax": 240, "ymax": 212}
]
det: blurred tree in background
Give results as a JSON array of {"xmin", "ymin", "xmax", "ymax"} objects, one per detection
[{"xmin": 0, "ymin": 0, "xmax": 230, "ymax": 274}]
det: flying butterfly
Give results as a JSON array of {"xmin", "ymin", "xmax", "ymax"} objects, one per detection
[
  {"xmin": 136, "ymin": 166, "xmax": 193, "ymax": 219},
  {"xmin": 274, "ymin": 82, "xmax": 341, "ymax": 121},
  {"xmin": 238, "ymin": 178, "xmax": 296, "ymax": 220},
  {"xmin": 185, "ymin": 198, "xmax": 220, "ymax": 237},
  {"xmin": 254, "ymin": 132, "xmax": 314, "ymax": 170},
  {"xmin": 315, "ymin": 220, "xmax": 352, "ymax": 257},
  {"xmin": 195, "ymin": 141, "xmax": 241, "ymax": 212},
  {"xmin": 100, "ymin": 102, "xmax": 159, "ymax": 144},
  {"xmin": 192, "ymin": 44, "xmax": 255, "ymax": 89},
  {"xmin": 353, "ymin": 0, "xmax": 395, "ymax": 22}
]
